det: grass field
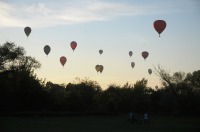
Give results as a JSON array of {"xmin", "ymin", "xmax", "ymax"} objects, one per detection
[{"xmin": 1, "ymin": 114, "xmax": 200, "ymax": 132}]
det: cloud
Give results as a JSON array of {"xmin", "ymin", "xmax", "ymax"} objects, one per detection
[{"xmin": 0, "ymin": 0, "xmax": 196, "ymax": 28}]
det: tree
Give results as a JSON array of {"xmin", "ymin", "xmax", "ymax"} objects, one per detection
[
  {"xmin": 46, "ymin": 81, "xmax": 66, "ymax": 111},
  {"xmin": 154, "ymin": 65, "xmax": 178, "ymax": 97},
  {"xmin": 132, "ymin": 78, "xmax": 151, "ymax": 112},
  {"xmin": 133, "ymin": 78, "xmax": 148, "ymax": 93},
  {"xmin": 0, "ymin": 42, "xmax": 46, "ymax": 111},
  {"xmin": 0, "ymin": 42, "xmax": 40, "ymax": 74},
  {"xmin": 185, "ymin": 70, "xmax": 200, "ymax": 93},
  {"xmin": 154, "ymin": 65, "xmax": 200, "ymax": 114},
  {"xmin": 65, "ymin": 77, "xmax": 102, "ymax": 112},
  {"xmin": 103, "ymin": 84, "xmax": 121, "ymax": 112}
]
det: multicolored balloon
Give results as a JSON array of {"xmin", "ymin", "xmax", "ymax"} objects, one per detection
[
  {"xmin": 153, "ymin": 20, "xmax": 166, "ymax": 37},
  {"xmin": 24, "ymin": 26, "xmax": 31, "ymax": 38},
  {"xmin": 60, "ymin": 56, "xmax": 67, "ymax": 66},
  {"xmin": 44, "ymin": 45, "xmax": 51, "ymax": 56},
  {"xmin": 142, "ymin": 51, "xmax": 149, "ymax": 60},
  {"xmin": 70, "ymin": 41, "xmax": 77, "ymax": 51}
]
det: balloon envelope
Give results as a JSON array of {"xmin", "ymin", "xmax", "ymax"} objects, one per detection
[
  {"xmin": 148, "ymin": 69, "xmax": 152, "ymax": 75},
  {"xmin": 129, "ymin": 51, "xmax": 133, "ymax": 57},
  {"xmin": 60, "ymin": 56, "xmax": 67, "ymax": 66},
  {"xmin": 153, "ymin": 20, "xmax": 166, "ymax": 37},
  {"xmin": 131, "ymin": 62, "xmax": 135, "ymax": 68},
  {"xmin": 44, "ymin": 45, "xmax": 51, "ymax": 55},
  {"xmin": 99, "ymin": 49, "xmax": 103, "ymax": 55},
  {"xmin": 24, "ymin": 27, "xmax": 31, "ymax": 37},
  {"xmin": 70, "ymin": 41, "xmax": 77, "ymax": 51},
  {"xmin": 142, "ymin": 51, "xmax": 149, "ymax": 60},
  {"xmin": 95, "ymin": 65, "xmax": 100, "ymax": 72},
  {"xmin": 99, "ymin": 65, "xmax": 104, "ymax": 73}
]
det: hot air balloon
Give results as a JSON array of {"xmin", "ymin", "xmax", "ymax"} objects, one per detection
[
  {"xmin": 142, "ymin": 51, "xmax": 149, "ymax": 60},
  {"xmin": 148, "ymin": 69, "xmax": 152, "ymax": 75},
  {"xmin": 24, "ymin": 26, "xmax": 31, "ymax": 38},
  {"xmin": 60, "ymin": 56, "xmax": 67, "ymax": 66},
  {"xmin": 129, "ymin": 51, "xmax": 133, "ymax": 57},
  {"xmin": 99, "ymin": 49, "xmax": 103, "ymax": 55},
  {"xmin": 70, "ymin": 41, "xmax": 77, "ymax": 51},
  {"xmin": 153, "ymin": 20, "xmax": 166, "ymax": 37},
  {"xmin": 99, "ymin": 65, "xmax": 104, "ymax": 73},
  {"xmin": 131, "ymin": 62, "xmax": 135, "ymax": 68},
  {"xmin": 44, "ymin": 45, "xmax": 51, "ymax": 56},
  {"xmin": 95, "ymin": 65, "xmax": 100, "ymax": 72}
]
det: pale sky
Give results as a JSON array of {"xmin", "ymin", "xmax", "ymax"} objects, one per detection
[{"xmin": 0, "ymin": 0, "xmax": 200, "ymax": 89}]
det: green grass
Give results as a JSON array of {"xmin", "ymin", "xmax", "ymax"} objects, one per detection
[{"xmin": 1, "ymin": 114, "xmax": 200, "ymax": 132}]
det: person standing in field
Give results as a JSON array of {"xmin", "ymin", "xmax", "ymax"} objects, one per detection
[
  {"xmin": 129, "ymin": 112, "xmax": 136, "ymax": 125},
  {"xmin": 143, "ymin": 112, "xmax": 149, "ymax": 125}
]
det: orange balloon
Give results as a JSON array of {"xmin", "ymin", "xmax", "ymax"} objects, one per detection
[{"xmin": 60, "ymin": 56, "xmax": 67, "ymax": 66}]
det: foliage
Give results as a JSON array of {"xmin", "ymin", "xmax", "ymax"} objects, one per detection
[
  {"xmin": 0, "ymin": 42, "xmax": 46, "ymax": 111},
  {"xmin": 154, "ymin": 65, "xmax": 200, "ymax": 114},
  {"xmin": 1, "ymin": 42, "xmax": 200, "ymax": 115},
  {"xmin": 0, "ymin": 42, "xmax": 40, "ymax": 73}
]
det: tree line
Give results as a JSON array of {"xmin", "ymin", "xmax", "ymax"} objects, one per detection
[{"xmin": 0, "ymin": 42, "xmax": 200, "ymax": 115}]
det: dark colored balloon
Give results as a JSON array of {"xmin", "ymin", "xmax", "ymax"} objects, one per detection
[
  {"xmin": 153, "ymin": 20, "xmax": 166, "ymax": 37},
  {"xmin": 129, "ymin": 51, "xmax": 133, "ymax": 57},
  {"xmin": 24, "ymin": 26, "xmax": 31, "ymax": 38},
  {"xmin": 70, "ymin": 41, "xmax": 77, "ymax": 51},
  {"xmin": 60, "ymin": 56, "xmax": 67, "ymax": 66},
  {"xmin": 142, "ymin": 51, "xmax": 149, "ymax": 60},
  {"xmin": 131, "ymin": 62, "xmax": 135, "ymax": 68},
  {"xmin": 148, "ymin": 69, "xmax": 152, "ymax": 75},
  {"xmin": 44, "ymin": 45, "xmax": 51, "ymax": 56},
  {"xmin": 99, "ymin": 49, "xmax": 103, "ymax": 55}
]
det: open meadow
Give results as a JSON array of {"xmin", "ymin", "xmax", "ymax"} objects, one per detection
[{"xmin": 1, "ymin": 114, "xmax": 200, "ymax": 132}]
